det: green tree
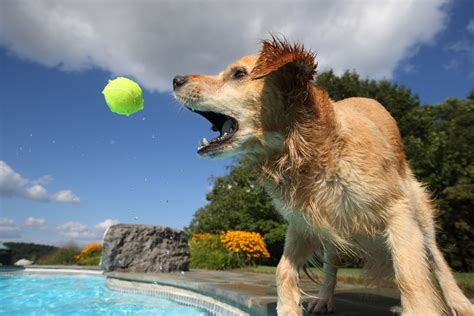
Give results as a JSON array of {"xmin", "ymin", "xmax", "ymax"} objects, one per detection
[
  {"xmin": 403, "ymin": 96, "xmax": 474, "ymax": 271},
  {"xmin": 5, "ymin": 242, "xmax": 58, "ymax": 263},
  {"xmin": 36, "ymin": 243, "xmax": 80, "ymax": 265},
  {"xmin": 188, "ymin": 158, "xmax": 287, "ymax": 265}
]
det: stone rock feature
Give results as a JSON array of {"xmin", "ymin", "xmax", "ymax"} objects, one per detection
[{"xmin": 101, "ymin": 224, "xmax": 190, "ymax": 273}]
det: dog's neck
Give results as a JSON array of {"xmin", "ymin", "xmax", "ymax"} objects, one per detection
[{"xmin": 249, "ymin": 86, "xmax": 339, "ymax": 210}]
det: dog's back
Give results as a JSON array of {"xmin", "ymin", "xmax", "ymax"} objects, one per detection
[{"xmin": 334, "ymin": 97, "xmax": 408, "ymax": 177}]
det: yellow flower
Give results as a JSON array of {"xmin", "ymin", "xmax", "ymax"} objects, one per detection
[
  {"xmin": 76, "ymin": 242, "xmax": 102, "ymax": 261},
  {"xmin": 219, "ymin": 231, "xmax": 270, "ymax": 261}
]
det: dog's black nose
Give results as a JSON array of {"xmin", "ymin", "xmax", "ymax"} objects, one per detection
[{"xmin": 173, "ymin": 75, "xmax": 187, "ymax": 90}]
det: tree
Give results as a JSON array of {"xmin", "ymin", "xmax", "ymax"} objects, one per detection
[
  {"xmin": 188, "ymin": 158, "xmax": 287, "ymax": 265},
  {"xmin": 403, "ymin": 96, "xmax": 474, "ymax": 271}
]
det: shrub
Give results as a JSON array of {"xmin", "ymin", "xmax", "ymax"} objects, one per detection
[
  {"xmin": 189, "ymin": 234, "xmax": 242, "ymax": 270},
  {"xmin": 36, "ymin": 243, "xmax": 80, "ymax": 265},
  {"xmin": 189, "ymin": 231, "xmax": 270, "ymax": 269},
  {"xmin": 75, "ymin": 242, "xmax": 102, "ymax": 266},
  {"xmin": 220, "ymin": 231, "xmax": 270, "ymax": 264}
]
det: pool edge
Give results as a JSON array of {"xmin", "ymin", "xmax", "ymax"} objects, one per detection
[{"xmin": 107, "ymin": 278, "xmax": 249, "ymax": 316}]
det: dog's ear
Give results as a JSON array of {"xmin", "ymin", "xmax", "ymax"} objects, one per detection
[{"xmin": 250, "ymin": 36, "xmax": 317, "ymax": 82}]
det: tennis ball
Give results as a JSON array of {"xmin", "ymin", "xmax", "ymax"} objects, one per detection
[{"xmin": 102, "ymin": 77, "xmax": 144, "ymax": 116}]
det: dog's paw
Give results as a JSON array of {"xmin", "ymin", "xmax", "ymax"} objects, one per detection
[
  {"xmin": 277, "ymin": 302, "xmax": 303, "ymax": 316},
  {"xmin": 307, "ymin": 297, "xmax": 335, "ymax": 314},
  {"xmin": 446, "ymin": 302, "xmax": 474, "ymax": 316}
]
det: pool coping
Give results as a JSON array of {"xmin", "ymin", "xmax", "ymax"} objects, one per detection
[
  {"xmin": 108, "ymin": 278, "xmax": 249, "ymax": 316},
  {"xmin": 0, "ymin": 265, "xmax": 102, "ymax": 275}
]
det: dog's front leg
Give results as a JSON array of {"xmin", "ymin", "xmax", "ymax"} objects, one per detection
[
  {"xmin": 277, "ymin": 225, "xmax": 317, "ymax": 316},
  {"xmin": 308, "ymin": 243, "xmax": 337, "ymax": 313}
]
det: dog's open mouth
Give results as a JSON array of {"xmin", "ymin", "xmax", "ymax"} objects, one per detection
[{"xmin": 191, "ymin": 110, "xmax": 239, "ymax": 154}]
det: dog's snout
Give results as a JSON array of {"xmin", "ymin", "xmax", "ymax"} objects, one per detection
[{"xmin": 173, "ymin": 75, "xmax": 188, "ymax": 90}]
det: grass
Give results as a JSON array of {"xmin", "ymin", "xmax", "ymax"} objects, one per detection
[{"xmin": 237, "ymin": 266, "xmax": 474, "ymax": 295}]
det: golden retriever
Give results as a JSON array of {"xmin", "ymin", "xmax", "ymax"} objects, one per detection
[{"xmin": 173, "ymin": 37, "xmax": 473, "ymax": 316}]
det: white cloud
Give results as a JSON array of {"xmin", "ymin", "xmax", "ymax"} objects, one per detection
[
  {"xmin": 31, "ymin": 175, "xmax": 54, "ymax": 185},
  {"xmin": 0, "ymin": 161, "xmax": 80, "ymax": 204},
  {"xmin": 467, "ymin": 19, "xmax": 474, "ymax": 34},
  {"xmin": 23, "ymin": 184, "xmax": 49, "ymax": 201},
  {"xmin": 24, "ymin": 217, "xmax": 47, "ymax": 228},
  {"xmin": 0, "ymin": 161, "xmax": 27, "ymax": 196},
  {"xmin": 443, "ymin": 58, "xmax": 459, "ymax": 70},
  {"xmin": 0, "ymin": 218, "xmax": 21, "ymax": 238},
  {"xmin": 95, "ymin": 219, "xmax": 119, "ymax": 231},
  {"xmin": 51, "ymin": 190, "xmax": 81, "ymax": 204},
  {"xmin": 0, "ymin": 218, "xmax": 14, "ymax": 226},
  {"xmin": 57, "ymin": 221, "xmax": 95, "ymax": 239},
  {"xmin": 0, "ymin": 0, "xmax": 448, "ymax": 91},
  {"xmin": 448, "ymin": 41, "xmax": 474, "ymax": 55},
  {"xmin": 56, "ymin": 219, "xmax": 119, "ymax": 240}
]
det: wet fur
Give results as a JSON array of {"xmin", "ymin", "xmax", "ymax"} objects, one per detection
[{"xmin": 174, "ymin": 37, "xmax": 473, "ymax": 316}]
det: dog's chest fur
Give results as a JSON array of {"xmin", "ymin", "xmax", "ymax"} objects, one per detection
[{"xmin": 263, "ymin": 164, "xmax": 389, "ymax": 238}]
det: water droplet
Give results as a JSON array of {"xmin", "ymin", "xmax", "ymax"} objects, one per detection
[
  {"xmin": 52, "ymin": 140, "xmax": 56, "ymax": 144},
  {"xmin": 181, "ymin": 271, "xmax": 185, "ymax": 275},
  {"xmin": 166, "ymin": 199, "xmax": 169, "ymax": 203},
  {"xmin": 134, "ymin": 216, "xmax": 138, "ymax": 221},
  {"xmin": 29, "ymin": 133, "xmax": 33, "ymax": 137},
  {"xmin": 110, "ymin": 139, "xmax": 116, "ymax": 145},
  {"xmin": 151, "ymin": 134, "xmax": 156, "ymax": 139},
  {"xmin": 144, "ymin": 177, "xmax": 148, "ymax": 182},
  {"xmin": 166, "ymin": 250, "xmax": 170, "ymax": 255}
]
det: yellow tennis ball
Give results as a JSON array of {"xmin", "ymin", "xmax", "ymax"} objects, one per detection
[{"xmin": 102, "ymin": 77, "xmax": 144, "ymax": 116}]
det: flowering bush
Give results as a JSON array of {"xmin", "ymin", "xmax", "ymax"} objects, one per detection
[
  {"xmin": 220, "ymin": 231, "xmax": 270, "ymax": 262},
  {"xmin": 189, "ymin": 231, "xmax": 270, "ymax": 269},
  {"xmin": 190, "ymin": 233, "xmax": 214, "ymax": 242},
  {"xmin": 75, "ymin": 242, "xmax": 102, "ymax": 265},
  {"xmin": 189, "ymin": 233, "xmax": 241, "ymax": 269}
]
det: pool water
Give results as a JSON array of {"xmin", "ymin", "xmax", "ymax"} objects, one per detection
[{"xmin": 0, "ymin": 274, "xmax": 209, "ymax": 315}]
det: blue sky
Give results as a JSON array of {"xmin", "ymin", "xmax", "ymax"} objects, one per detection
[{"xmin": 1, "ymin": 0, "xmax": 473, "ymax": 246}]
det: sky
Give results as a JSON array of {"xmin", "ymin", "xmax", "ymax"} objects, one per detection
[{"xmin": 1, "ymin": 0, "xmax": 473, "ymax": 247}]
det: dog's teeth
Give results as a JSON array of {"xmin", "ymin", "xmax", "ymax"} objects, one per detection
[
  {"xmin": 222, "ymin": 119, "xmax": 233, "ymax": 133},
  {"xmin": 200, "ymin": 138, "xmax": 209, "ymax": 146}
]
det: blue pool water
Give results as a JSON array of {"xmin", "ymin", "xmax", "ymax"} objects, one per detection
[{"xmin": 0, "ymin": 274, "xmax": 209, "ymax": 315}]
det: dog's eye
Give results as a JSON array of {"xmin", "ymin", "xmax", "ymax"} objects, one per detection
[{"xmin": 231, "ymin": 69, "xmax": 247, "ymax": 80}]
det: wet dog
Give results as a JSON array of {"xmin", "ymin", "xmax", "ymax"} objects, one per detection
[{"xmin": 173, "ymin": 37, "xmax": 473, "ymax": 316}]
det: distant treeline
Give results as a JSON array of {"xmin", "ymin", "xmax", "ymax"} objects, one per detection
[
  {"xmin": 4, "ymin": 242, "xmax": 101, "ymax": 266},
  {"xmin": 4, "ymin": 242, "xmax": 58, "ymax": 263}
]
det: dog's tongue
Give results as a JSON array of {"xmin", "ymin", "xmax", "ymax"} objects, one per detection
[{"xmin": 222, "ymin": 119, "xmax": 233, "ymax": 134}]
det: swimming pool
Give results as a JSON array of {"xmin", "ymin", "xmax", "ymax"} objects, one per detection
[{"xmin": 0, "ymin": 273, "xmax": 209, "ymax": 315}]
